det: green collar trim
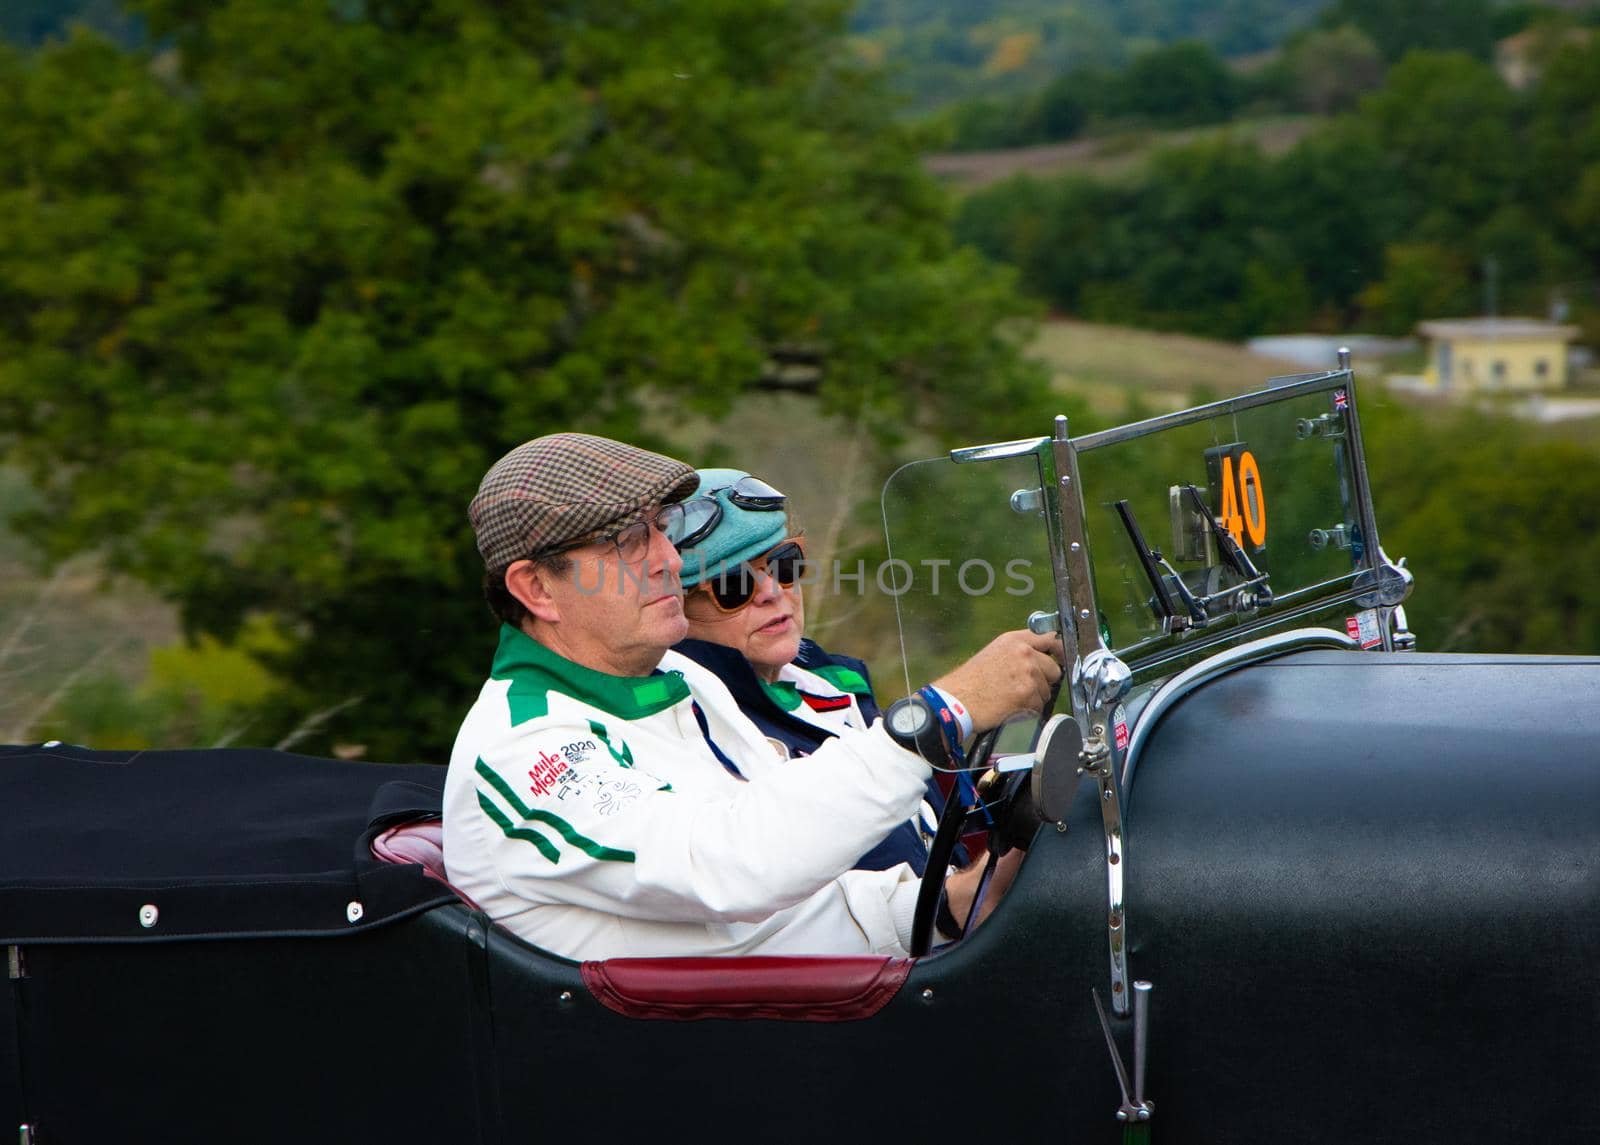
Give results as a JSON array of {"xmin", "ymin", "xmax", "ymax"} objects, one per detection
[
  {"xmin": 490, "ymin": 624, "xmax": 689, "ymax": 722},
  {"xmin": 808, "ymin": 663, "xmax": 871, "ymax": 696},
  {"xmin": 760, "ymin": 679, "xmax": 804, "ymax": 712}
]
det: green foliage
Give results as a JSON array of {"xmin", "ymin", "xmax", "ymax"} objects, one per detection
[
  {"xmin": 35, "ymin": 620, "xmax": 290, "ymax": 750},
  {"xmin": 848, "ymin": 0, "xmax": 1325, "ymax": 110},
  {"xmin": 0, "ymin": 0, "xmax": 1048, "ymax": 760},
  {"xmin": 955, "ymin": 40, "xmax": 1600, "ymax": 340},
  {"xmin": 1268, "ymin": 24, "xmax": 1388, "ymax": 115},
  {"xmin": 1113, "ymin": 41, "xmax": 1239, "ymax": 128},
  {"xmin": 1320, "ymin": 0, "xmax": 1496, "ymax": 63},
  {"xmin": 0, "ymin": 0, "xmax": 141, "ymax": 48},
  {"xmin": 936, "ymin": 39, "xmax": 1241, "ymax": 153},
  {"xmin": 1363, "ymin": 395, "xmax": 1600, "ymax": 654}
]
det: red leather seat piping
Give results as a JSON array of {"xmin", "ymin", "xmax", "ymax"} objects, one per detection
[{"xmin": 580, "ymin": 955, "xmax": 913, "ymax": 1022}]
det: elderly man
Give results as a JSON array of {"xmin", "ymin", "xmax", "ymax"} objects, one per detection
[{"xmin": 443, "ymin": 433, "xmax": 1060, "ymax": 960}]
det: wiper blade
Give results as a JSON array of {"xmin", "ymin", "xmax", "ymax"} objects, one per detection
[
  {"xmin": 1113, "ymin": 500, "xmax": 1178, "ymax": 626},
  {"xmin": 1181, "ymin": 483, "xmax": 1271, "ymax": 600}
]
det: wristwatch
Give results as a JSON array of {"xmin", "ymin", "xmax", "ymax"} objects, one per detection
[{"xmin": 883, "ymin": 694, "xmax": 952, "ymax": 767}]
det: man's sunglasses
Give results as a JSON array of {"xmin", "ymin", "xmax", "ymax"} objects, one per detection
[
  {"xmin": 689, "ymin": 539, "xmax": 807, "ymax": 613},
  {"xmin": 670, "ymin": 476, "xmax": 787, "ymax": 552}
]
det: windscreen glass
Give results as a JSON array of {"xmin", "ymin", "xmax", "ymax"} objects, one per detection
[
  {"xmin": 880, "ymin": 449, "xmax": 1060, "ymax": 769},
  {"xmin": 1074, "ymin": 380, "xmax": 1364, "ymax": 668}
]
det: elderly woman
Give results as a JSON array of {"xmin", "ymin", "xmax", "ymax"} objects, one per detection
[{"xmin": 670, "ymin": 468, "xmax": 951, "ymax": 876}]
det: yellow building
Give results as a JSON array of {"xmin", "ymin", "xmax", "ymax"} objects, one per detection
[{"xmin": 1418, "ymin": 318, "xmax": 1580, "ymax": 392}]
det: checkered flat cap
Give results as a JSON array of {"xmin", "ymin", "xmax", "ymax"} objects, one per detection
[{"xmin": 470, "ymin": 433, "xmax": 698, "ymax": 570}]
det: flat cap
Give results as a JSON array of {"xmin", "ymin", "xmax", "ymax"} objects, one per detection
[{"xmin": 469, "ymin": 433, "xmax": 698, "ymax": 570}]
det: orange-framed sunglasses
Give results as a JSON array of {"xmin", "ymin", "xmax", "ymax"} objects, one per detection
[{"xmin": 686, "ymin": 538, "xmax": 807, "ymax": 613}]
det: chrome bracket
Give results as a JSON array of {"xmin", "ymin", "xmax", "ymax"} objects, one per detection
[
  {"xmin": 1050, "ymin": 417, "xmax": 1135, "ymax": 1016},
  {"xmin": 1093, "ymin": 982, "xmax": 1155, "ymax": 1125},
  {"xmin": 6, "ymin": 945, "xmax": 24, "ymax": 980}
]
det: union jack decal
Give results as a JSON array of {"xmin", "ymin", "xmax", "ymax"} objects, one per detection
[{"xmin": 1333, "ymin": 390, "xmax": 1348, "ymax": 410}]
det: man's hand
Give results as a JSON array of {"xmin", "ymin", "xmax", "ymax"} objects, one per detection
[{"xmin": 932, "ymin": 629, "xmax": 1063, "ymax": 733}]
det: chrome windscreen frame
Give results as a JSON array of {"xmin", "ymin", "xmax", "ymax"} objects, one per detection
[{"xmin": 943, "ymin": 357, "xmax": 1413, "ymax": 1028}]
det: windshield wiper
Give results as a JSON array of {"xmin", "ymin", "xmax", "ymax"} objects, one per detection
[
  {"xmin": 1180, "ymin": 484, "xmax": 1272, "ymax": 605},
  {"xmin": 1113, "ymin": 499, "xmax": 1196, "ymax": 630}
]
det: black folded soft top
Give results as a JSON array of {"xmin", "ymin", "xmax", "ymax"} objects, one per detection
[{"xmin": 0, "ymin": 742, "xmax": 451, "ymax": 944}]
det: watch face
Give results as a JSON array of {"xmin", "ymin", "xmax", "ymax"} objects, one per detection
[{"xmin": 889, "ymin": 699, "xmax": 930, "ymax": 736}]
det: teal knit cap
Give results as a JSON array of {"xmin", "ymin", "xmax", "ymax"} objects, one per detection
[{"xmin": 677, "ymin": 468, "xmax": 790, "ymax": 587}]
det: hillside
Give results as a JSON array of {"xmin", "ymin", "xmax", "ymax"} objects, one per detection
[
  {"xmin": 849, "ymin": 0, "xmax": 1325, "ymax": 109},
  {"xmin": 924, "ymin": 115, "xmax": 1316, "ymax": 192}
]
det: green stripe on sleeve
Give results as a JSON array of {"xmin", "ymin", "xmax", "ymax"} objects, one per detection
[
  {"xmin": 477, "ymin": 791, "xmax": 560, "ymax": 863},
  {"xmin": 474, "ymin": 758, "xmax": 636, "ymax": 863}
]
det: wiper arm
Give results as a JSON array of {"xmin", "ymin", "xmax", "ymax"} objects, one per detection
[
  {"xmin": 1181, "ymin": 484, "xmax": 1272, "ymax": 603},
  {"xmin": 1113, "ymin": 500, "xmax": 1179, "ymax": 627}
]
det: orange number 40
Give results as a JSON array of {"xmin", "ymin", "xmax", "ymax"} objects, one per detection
[{"xmin": 1217, "ymin": 450, "xmax": 1267, "ymax": 548}]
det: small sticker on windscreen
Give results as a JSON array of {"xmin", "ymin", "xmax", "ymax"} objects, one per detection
[{"xmin": 1346, "ymin": 610, "xmax": 1382, "ymax": 649}]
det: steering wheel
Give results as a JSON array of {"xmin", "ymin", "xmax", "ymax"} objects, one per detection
[
  {"xmin": 908, "ymin": 713, "xmax": 1086, "ymax": 956},
  {"xmin": 909, "ymin": 728, "xmax": 1040, "ymax": 956}
]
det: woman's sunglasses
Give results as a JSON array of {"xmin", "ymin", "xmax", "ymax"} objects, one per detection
[
  {"xmin": 670, "ymin": 476, "xmax": 787, "ymax": 552},
  {"xmin": 689, "ymin": 539, "xmax": 807, "ymax": 613}
]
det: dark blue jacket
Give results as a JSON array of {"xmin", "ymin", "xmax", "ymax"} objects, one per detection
[{"xmin": 673, "ymin": 637, "xmax": 952, "ymax": 875}]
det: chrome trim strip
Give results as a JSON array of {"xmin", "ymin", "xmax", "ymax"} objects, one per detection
[
  {"xmin": 1051, "ymin": 418, "xmax": 1135, "ymax": 1017},
  {"xmin": 1071, "ymin": 370, "xmax": 1346, "ymax": 452},
  {"xmin": 1113, "ymin": 588, "xmax": 1372, "ymax": 679},
  {"xmin": 1119, "ymin": 627, "xmax": 1358, "ymax": 803},
  {"xmin": 950, "ymin": 435, "xmax": 1050, "ymax": 463},
  {"xmin": 1335, "ymin": 365, "xmax": 1403, "ymax": 651}
]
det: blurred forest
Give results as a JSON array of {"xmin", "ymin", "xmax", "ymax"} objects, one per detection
[
  {"xmin": 3, "ymin": 0, "xmax": 1599, "ymax": 760},
  {"xmin": 0, "ymin": 0, "xmax": 1052, "ymax": 760},
  {"xmin": 954, "ymin": 34, "xmax": 1600, "ymax": 341}
]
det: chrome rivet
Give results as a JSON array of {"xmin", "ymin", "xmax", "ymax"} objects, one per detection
[
  {"xmin": 138, "ymin": 904, "xmax": 159, "ymax": 928},
  {"xmin": 345, "ymin": 901, "xmax": 364, "ymax": 923},
  {"xmin": 558, "ymin": 990, "xmax": 573, "ymax": 1003},
  {"xmin": 1069, "ymin": 542, "xmax": 1081, "ymax": 552},
  {"xmin": 43, "ymin": 740, "xmax": 62, "ymax": 748},
  {"xmin": 1056, "ymin": 822, "xmax": 1068, "ymax": 833},
  {"xmin": 1117, "ymin": 1111, "xmax": 1129, "ymax": 1123},
  {"xmin": 920, "ymin": 987, "xmax": 934, "ymax": 1000},
  {"xmin": 1059, "ymin": 475, "xmax": 1071, "ymax": 486},
  {"xmin": 1079, "ymin": 608, "xmax": 1091, "ymax": 620}
]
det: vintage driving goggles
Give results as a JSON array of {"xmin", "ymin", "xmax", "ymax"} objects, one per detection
[
  {"xmin": 669, "ymin": 475, "xmax": 788, "ymax": 552},
  {"xmin": 688, "ymin": 538, "xmax": 807, "ymax": 613}
]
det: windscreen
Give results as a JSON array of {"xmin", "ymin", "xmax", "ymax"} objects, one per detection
[
  {"xmin": 1074, "ymin": 379, "xmax": 1366, "ymax": 670},
  {"xmin": 880, "ymin": 450, "xmax": 1061, "ymax": 769}
]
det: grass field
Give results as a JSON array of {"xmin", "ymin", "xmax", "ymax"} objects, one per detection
[
  {"xmin": 923, "ymin": 116, "xmax": 1318, "ymax": 194},
  {"xmin": 1028, "ymin": 318, "xmax": 1311, "ymax": 417},
  {"xmin": 0, "ymin": 468, "xmax": 178, "ymax": 742}
]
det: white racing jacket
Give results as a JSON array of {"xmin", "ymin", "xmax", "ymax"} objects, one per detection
[
  {"xmin": 762, "ymin": 662, "xmax": 940, "ymax": 846},
  {"xmin": 443, "ymin": 625, "xmax": 934, "ymax": 960}
]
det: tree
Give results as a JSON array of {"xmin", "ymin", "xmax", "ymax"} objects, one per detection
[
  {"xmin": 0, "ymin": 1, "xmax": 1049, "ymax": 760},
  {"xmin": 1356, "ymin": 52, "xmax": 1519, "ymax": 241},
  {"xmin": 1108, "ymin": 40, "xmax": 1238, "ymax": 128},
  {"xmin": 1321, "ymin": 0, "xmax": 1495, "ymax": 63},
  {"xmin": 1276, "ymin": 24, "xmax": 1387, "ymax": 114}
]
